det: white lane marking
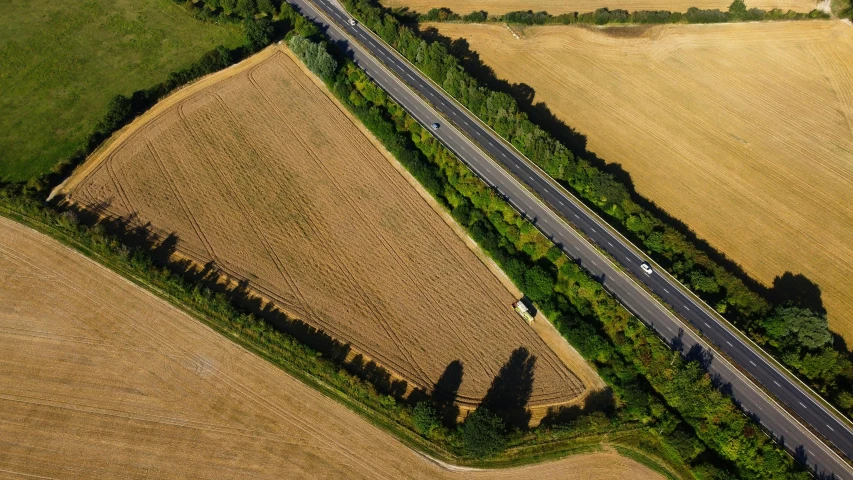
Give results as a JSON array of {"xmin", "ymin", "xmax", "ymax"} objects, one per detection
[
  {"xmin": 758, "ymin": 405, "xmax": 764, "ymax": 411},
  {"xmin": 799, "ymin": 402, "xmax": 807, "ymax": 409},
  {"xmin": 774, "ymin": 381, "xmax": 781, "ymax": 387},
  {"xmin": 726, "ymin": 341, "xmax": 733, "ymax": 347},
  {"xmin": 663, "ymin": 288, "xmax": 670, "ymax": 294},
  {"xmin": 704, "ymin": 322, "xmax": 711, "ymax": 328},
  {"xmin": 607, "ymin": 241, "xmax": 613, "ymax": 246},
  {"xmin": 574, "ymin": 214, "xmax": 579, "ymax": 219},
  {"xmin": 750, "ymin": 360, "xmax": 757, "ymax": 366},
  {"xmin": 559, "ymin": 201, "xmax": 564, "ymax": 205},
  {"xmin": 528, "ymin": 176, "xmax": 534, "ymax": 181},
  {"xmin": 827, "ymin": 424, "xmax": 835, "ymax": 432},
  {"xmin": 684, "ymin": 305, "xmax": 690, "ymax": 311}
]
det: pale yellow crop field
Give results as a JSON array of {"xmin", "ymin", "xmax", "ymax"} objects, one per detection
[
  {"xmin": 431, "ymin": 21, "xmax": 853, "ymax": 341},
  {"xmin": 0, "ymin": 216, "xmax": 661, "ymax": 479},
  {"xmin": 382, "ymin": 0, "xmax": 818, "ymax": 15}
]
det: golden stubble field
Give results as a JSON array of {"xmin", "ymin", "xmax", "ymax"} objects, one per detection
[
  {"xmin": 431, "ymin": 21, "xmax": 853, "ymax": 341},
  {"xmin": 57, "ymin": 46, "xmax": 599, "ymax": 415},
  {"xmin": 382, "ymin": 0, "xmax": 817, "ymax": 16},
  {"xmin": 0, "ymin": 216, "xmax": 662, "ymax": 479}
]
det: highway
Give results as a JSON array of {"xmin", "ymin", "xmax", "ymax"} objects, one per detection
[{"xmin": 284, "ymin": 0, "xmax": 853, "ymax": 476}]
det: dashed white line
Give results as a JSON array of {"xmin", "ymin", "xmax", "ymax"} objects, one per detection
[
  {"xmin": 799, "ymin": 402, "xmax": 807, "ymax": 409},
  {"xmin": 774, "ymin": 381, "xmax": 781, "ymax": 387},
  {"xmin": 704, "ymin": 322, "xmax": 711, "ymax": 328},
  {"xmin": 726, "ymin": 341, "xmax": 733, "ymax": 347},
  {"xmin": 827, "ymin": 424, "xmax": 835, "ymax": 432},
  {"xmin": 590, "ymin": 228, "xmax": 596, "ymax": 233},
  {"xmin": 684, "ymin": 305, "xmax": 690, "ymax": 311},
  {"xmin": 663, "ymin": 288, "xmax": 670, "ymax": 294},
  {"xmin": 607, "ymin": 241, "xmax": 613, "ymax": 246},
  {"xmin": 749, "ymin": 360, "xmax": 757, "ymax": 366}
]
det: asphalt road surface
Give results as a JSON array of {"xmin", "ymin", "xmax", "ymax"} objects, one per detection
[{"xmin": 284, "ymin": 0, "xmax": 853, "ymax": 476}]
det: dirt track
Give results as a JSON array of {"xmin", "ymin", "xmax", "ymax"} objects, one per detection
[
  {"xmin": 57, "ymin": 46, "xmax": 598, "ymax": 412},
  {"xmin": 431, "ymin": 21, "xmax": 853, "ymax": 342},
  {"xmin": 0, "ymin": 216, "xmax": 661, "ymax": 479}
]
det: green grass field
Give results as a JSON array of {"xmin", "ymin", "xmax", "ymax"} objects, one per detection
[{"xmin": 0, "ymin": 0, "xmax": 244, "ymax": 182}]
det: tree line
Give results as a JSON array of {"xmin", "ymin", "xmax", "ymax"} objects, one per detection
[
  {"xmin": 344, "ymin": 0, "xmax": 853, "ymax": 424},
  {"xmin": 417, "ymin": 0, "xmax": 828, "ymax": 26}
]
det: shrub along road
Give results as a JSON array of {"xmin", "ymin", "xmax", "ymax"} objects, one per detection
[{"xmin": 282, "ymin": 0, "xmax": 853, "ymax": 476}]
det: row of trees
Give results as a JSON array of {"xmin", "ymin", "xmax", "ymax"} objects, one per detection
[
  {"xmin": 344, "ymin": 0, "xmax": 853, "ymax": 422},
  {"xmin": 418, "ymin": 0, "xmax": 828, "ymax": 26}
]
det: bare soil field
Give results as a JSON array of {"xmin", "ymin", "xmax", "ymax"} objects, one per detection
[
  {"xmin": 431, "ymin": 21, "xmax": 853, "ymax": 341},
  {"xmin": 0, "ymin": 216, "xmax": 662, "ymax": 479},
  {"xmin": 382, "ymin": 0, "xmax": 817, "ymax": 16},
  {"xmin": 56, "ymin": 46, "xmax": 597, "ymax": 414}
]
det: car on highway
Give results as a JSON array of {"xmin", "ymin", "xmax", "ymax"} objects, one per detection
[
  {"xmin": 431, "ymin": 122, "xmax": 440, "ymax": 130},
  {"xmin": 349, "ymin": 18, "xmax": 357, "ymax": 26},
  {"xmin": 641, "ymin": 262, "xmax": 653, "ymax": 275}
]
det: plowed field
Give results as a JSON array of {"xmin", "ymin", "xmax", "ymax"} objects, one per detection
[
  {"xmin": 57, "ymin": 46, "xmax": 596, "ymax": 413},
  {"xmin": 430, "ymin": 21, "xmax": 853, "ymax": 341},
  {"xmin": 0, "ymin": 216, "xmax": 662, "ymax": 479},
  {"xmin": 381, "ymin": 0, "xmax": 817, "ymax": 16}
]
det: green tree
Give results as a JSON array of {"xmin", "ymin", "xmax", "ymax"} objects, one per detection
[
  {"xmin": 244, "ymin": 18, "xmax": 274, "ymax": 52},
  {"xmin": 762, "ymin": 306, "xmax": 832, "ymax": 350},
  {"xmin": 459, "ymin": 408, "xmax": 506, "ymax": 458},
  {"xmin": 412, "ymin": 401, "xmax": 440, "ymax": 436},
  {"xmin": 524, "ymin": 265, "xmax": 555, "ymax": 304},
  {"xmin": 728, "ymin": 0, "xmax": 748, "ymax": 18}
]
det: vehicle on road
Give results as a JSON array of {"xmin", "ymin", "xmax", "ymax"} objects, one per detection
[
  {"xmin": 431, "ymin": 122, "xmax": 440, "ymax": 130},
  {"xmin": 349, "ymin": 18, "xmax": 357, "ymax": 26},
  {"xmin": 641, "ymin": 262, "xmax": 653, "ymax": 275}
]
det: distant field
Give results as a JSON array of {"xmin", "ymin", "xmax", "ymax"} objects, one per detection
[
  {"xmin": 58, "ymin": 46, "xmax": 598, "ymax": 413},
  {"xmin": 0, "ymin": 0, "xmax": 243, "ymax": 182},
  {"xmin": 431, "ymin": 21, "xmax": 853, "ymax": 342},
  {"xmin": 0, "ymin": 216, "xmax": 660, "ymax": 479},
  {"xmin": 382, "ymin": 0, "xmax": 818, "ymax": 15}
]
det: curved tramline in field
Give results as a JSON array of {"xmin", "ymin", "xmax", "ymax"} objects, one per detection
[
  {"xmin": 0, "ymin": 216, "xmax": 659, "ymax": 479},
  {"xmin": 56, "ymin": 46, "xmax": 600, "ymax": 418}
]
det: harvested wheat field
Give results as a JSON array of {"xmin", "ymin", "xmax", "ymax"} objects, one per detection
[
  {"xmin": 56, "ymin": 46, "xmax": 597, "ymax": 415},
  {"xmin": 382, "ymin": 0, "xmax": 817, "ymax": 16},
  {"xmin": 0, "ymin": 216, "xmax": 662, "ymax": 479},
  {"xmin": 431, "ymin": 21, "xmax": 853, "ymax": 341}
]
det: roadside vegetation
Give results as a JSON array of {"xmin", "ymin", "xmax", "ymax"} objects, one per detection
[
  {"xmin": 414, "ymin": 0, "xmax": 828, "ymax": 25},
  {"xmin": 344, "ymin": 0, "xmax": 853, "ymax": 425},
  {"xmin": 0, "ymin": 0, "xmax": 244, "ymax": 182},
  {"xmin": 0, "ymin": 0, "xmax": 825, "ymax": 478}
]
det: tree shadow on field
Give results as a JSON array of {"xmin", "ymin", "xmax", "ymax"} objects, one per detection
[
  {"xmin": 52, "ymin": 198, "xmax": 426, "ymax": 405},
  {"xmin": 480, "ymin": 347, "xmax": 536, "ymax": 429},
  {"xmin": 768, "ymin": 272, "xmax": 826, "ymax": 313},
  {"xmin": 540, "ymin": 387, "xmax": 616, "ymax": 425},
  {"xmin": 432, "ymin": 360, "xmax": 464, "ymax": 427}
]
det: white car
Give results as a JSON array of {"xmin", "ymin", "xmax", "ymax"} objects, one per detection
[
  {"xmin": 349, "ymin": 18, "xmax": 357, "ymax": 26},
  {"xmin": 640, "ymin": 262, "xmax": 653, "ymax": 275}
]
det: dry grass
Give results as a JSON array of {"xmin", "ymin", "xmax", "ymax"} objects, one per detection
[
  {"xmin": 382, "ymin": 0, "xmax": 818, "ymax": 16},
  {"xmin": 430, "ymin": 21, "xmax": 853, "ymax": 342},
  {"xmin": 0, "ymin": 216, "xmax": 663, "ymax": 479},
  {"xmin": 57, "ymin": 46, "xmax": 601, "ymax": 416}
]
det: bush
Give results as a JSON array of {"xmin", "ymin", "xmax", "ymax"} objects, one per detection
[
  {"xmin": 412, "ymin": 401, "xmax": 441, "ymax": 436},
  {"xmin": 288, "ymin": 35, "xmax": 338, "ymax": 80},
  {"xmin": 459, "ymin": 409, "xmax": 507, "ymax": 458}
]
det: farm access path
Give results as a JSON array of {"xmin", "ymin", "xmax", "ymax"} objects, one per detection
[{"xmin": 287, "ymin": 0, "xmax": 853, "ymax": 476}]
